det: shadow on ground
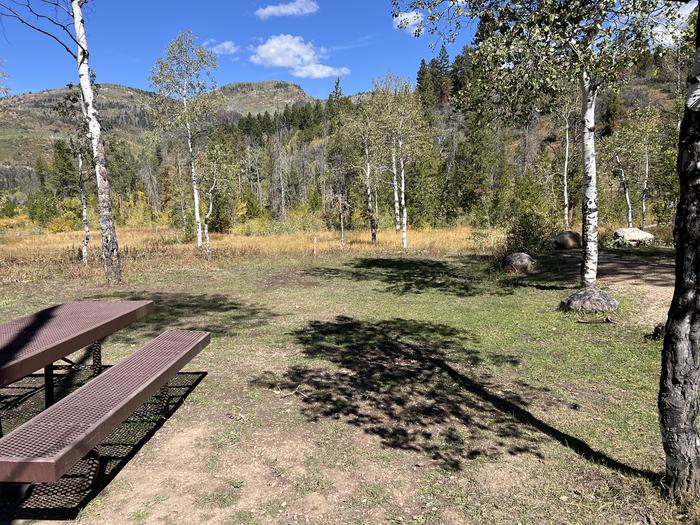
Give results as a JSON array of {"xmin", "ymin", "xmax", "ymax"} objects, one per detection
[
  {"xmin": 503, "ymin": 248, "xmax": 675, "ymax": 291},
  {"xmin": 87, "ymin": 291, "xmax": 277, "ymax": 343},
  {"xmin": 307, "ymin": 256, "xmax": 512, "ymax": 297},
  {"xmin": 253, "ymin": 316, "xmax": 657, "ymax": 479},
  {"xmin": 0, "ymin": 369, "xmax": 206, "ymax": 522}
]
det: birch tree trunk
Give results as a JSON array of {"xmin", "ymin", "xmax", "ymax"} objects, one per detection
[
  {"xmin": 72, "ymin": 0, "xmax": 120, "ymax": 285},
  {"xmin": 183, "ymin": 100, "xmax": 203, "ymax": 252},
  {"xmin": 615, "ymin": 155, "xmax": 633, "ymax": 228},
  {"xmin": 176, "ymin": 156, "xmax": 187, "ymax": 237},
  {"xmin": 659, "ymin": 20, "xmax": 700, "ymax": 496},
  {"xmin": 563, "ymin": 112, "xmax": 571, "ymax": 230},
  {"xmin": 204, "ymin": 178, "xmax": 215, "ymax": 261},
  {"xmin": 399, "ymin": 139, "xmax": 408, "ymax": 250},
  {"xmin": 78, "ymin": 151, "xmax": 90, "ymax": 265},
  {"xmin": 392, "ymin": 143, "xmax": 401, "ymax": 233},
  {"xmin": 641, "ymin": 150, "xmax": 649, "ymax": 230},
  {"xmin": 363, "ymin": 141, "xmax": 377, "ymax": 243},
  {"xmin": 339, "ymin": 196, "xmax": 345, "ymax": 246},
  {"xmin": 580, "ymin": 72, "xmax": 599, "ymax": 288}
]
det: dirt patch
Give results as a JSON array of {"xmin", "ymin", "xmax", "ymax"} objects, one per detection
[{"xmin": 258, "ymin": 269, "xmax": 320, "ymax": 290}]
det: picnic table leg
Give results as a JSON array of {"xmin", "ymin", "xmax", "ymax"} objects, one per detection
[
  {"xmin": 155, "ymin": 385, "xmax": 169, "ymax": 417},
  {"xmin": 89, "ymin": 339, "xmax": 104, "ymax": 376},
  {"xmin": 44, "ymin": 364, "xmax": 55, "ymax": 407}
]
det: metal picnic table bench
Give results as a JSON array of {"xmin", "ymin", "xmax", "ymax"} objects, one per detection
[{"xmin": 0, "ymin": 300, "xmax": 210, "ymax": 492}]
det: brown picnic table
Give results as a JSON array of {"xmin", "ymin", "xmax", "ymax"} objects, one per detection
[
  {"xmin": 0, "ymin": 300, "xmax": 210, "ymax": 490},
  {"xmin": 0, "ymin": 300, "xmax": 154, "ymax": 423}
]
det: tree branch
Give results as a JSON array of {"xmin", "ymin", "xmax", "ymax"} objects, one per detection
[{"xmin": 0, "ymin": 1, "xmax": 77, "ymax": 59}]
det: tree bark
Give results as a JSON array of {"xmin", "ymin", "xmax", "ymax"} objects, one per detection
[
  {"xmin": 580, "ymin": 72, "xmax": 599, "ymax": 288},
  {"xmin": 642, "ymin": 150, "xmax": 649, "ymax": 230},
  {"xmin": 392, "ymin": 142, "xmax": 401, "ymax": 233},
  {"xmin": 204, "ymin": 178, "xmax": 215, "ymax": 261},
  {"xmin": 363, "ymin": 140, "xmax": 377, "ymax": 243},
  {"xmin": 563, "ymin": 112, "xmax": 571, "ymax": 230},
  {"xmin": 659, "ymin": 19, "xmax": 700, "ymax": 497},
  {"xmin": 615, "ymin": 155, "xmax": 633, "ymax": 228},
  {"xmin": 77, "ymin": 151, "xmax": 89, "ymax": 265},
  {"xmin": 183, "ymin": 100, "xmax": 202, "ymax": 252},
  {"xmin": 72, "ymin": 0, "xmax": 121, "ymax": 285},
  {"xmin": 399, "ymin": 140, "xmax": 408, "ymax": 250}
]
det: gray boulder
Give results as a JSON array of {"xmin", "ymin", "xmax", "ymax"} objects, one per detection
[
  {"xmin": 503, "ymin": 252, "xmax": 535, "ymax": 273},
  {"xmin": 613, "ymin": 227, "xmax": 655, "ymax": 246},
  {"xmin": 554, "ymin": 231, "xmax": 581, "ymax": 250},
  {"xmin": 560, "ymin": 287, "xmax": 619, "ymax": 312}
]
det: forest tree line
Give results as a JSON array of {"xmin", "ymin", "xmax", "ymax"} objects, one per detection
[{"xmin": 0, "ymin": 27, "xmax": 691, "ymax": 254}]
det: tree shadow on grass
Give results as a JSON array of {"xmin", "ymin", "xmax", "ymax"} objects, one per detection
[
  {"xmin": 307, "ymin": 256, "xmax": 513, "ymax": 297},
  {"xmin": 253, "ymin": 316, "xmax": 657, "ymax": 480},
  {"xmin": 87, "ymin": 291, "xmax": 278, "ymax": 343}
]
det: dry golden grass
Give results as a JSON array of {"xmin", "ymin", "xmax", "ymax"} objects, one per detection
[
  {"xmin": 0, "ymin": 226, "xmax": 505, "ymax": 285},
  {"xmin": 0, "ymin": 225, "xmax": 503, "ymax": 258}
]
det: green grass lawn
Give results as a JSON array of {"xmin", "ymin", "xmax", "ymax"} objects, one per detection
[{"xmin": 0, "ymin": 249, "xmax": 689, "ymax": 524}]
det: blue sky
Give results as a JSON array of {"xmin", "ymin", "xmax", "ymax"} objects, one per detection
[{"xmin": 0, "ymin": 0, "xmax": 473, "ymax": 99}]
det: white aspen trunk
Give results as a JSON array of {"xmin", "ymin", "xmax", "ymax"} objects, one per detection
[
  {"xmin": 580, "ymin": 72, "xmax": 599, "ymax": 288},
  {"xmin": 615, "ymin": 155, "xmax": 633, "ymax": 228},
  {"xmin": 183, "ymin": 99, "xmax": 203, "ymax": 252},
  {"xmin": 563, "ymin": 112, "xmax": 571, "ymax": 230},
  {"xmin": 204, "ymin": 178, "xmax": 216, "ymax": 261},
  {"xmin": 72, "ymin": 0, "xmax": 121, "ymax": 284},
  {"xmin": 642, "ymin": 150, "xmax": 649, "ymax": 230},
  {"xmin": 176, "ymin": 157, "xmax": 187, "ymax": 235},
  {"xmin": 399, "ymin": 139, "xmax": 408, "ymax": 250},
  {"xmin": 364, "ymin": 140, "xmax": 376, "ymax": 243},
  {"xmin": 78, "ymin": 151, "xmax": 90, "ymax": 265},
  {"xmin": 391, "ymin": 143, "xmax": 401, "ymax": 233},
  {"xmin": 339, "ymin": 197, "xmax": 345, "ymax": 246}
]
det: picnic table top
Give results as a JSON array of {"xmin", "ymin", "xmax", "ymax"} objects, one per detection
[{"xmin": 0, "ymin": 300, "xmax": 154, "ymax": 387}]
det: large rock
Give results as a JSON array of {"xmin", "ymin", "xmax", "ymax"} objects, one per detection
[
  {"xmin": 613, "ymin": 227, "xmax": 655, "ymax": 246},
  {"xmin": 560, "ymin": 287, "xmax": 619, "ymax": 312},
  {"xmin": 503, "ymin": 252, "xmax": 535, "ymax": 273},
  {"xmin": 554, "ymin": 231, "xmax": 581, "ymax": 250}
]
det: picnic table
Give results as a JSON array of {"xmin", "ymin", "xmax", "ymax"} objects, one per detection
[
  {"xmin": 0, "ymin": 300, "xmax": 209, "ymax": 491},
  {"xmin": 0, "ymin": 300, "xmax": 154, "ymax": 413}
]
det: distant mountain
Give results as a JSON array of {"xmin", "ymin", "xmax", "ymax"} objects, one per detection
[{"xmin": 0, "ymin": 80, "xmax": 315, "ymax": 187}]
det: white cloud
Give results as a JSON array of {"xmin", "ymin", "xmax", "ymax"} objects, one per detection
[
  {"xmin": 393, "ymin": 11, "xmax": 423, "ymax": 35},
  {"xmin": 250, "ymin": 34, "xmax": 349, "ymax": 78},
  {"xmin": 255, "ymin": 0, "xmax": 319, "ymax": 20},
  {"xmin": 292, "ymin": 63, "xmax": 350, "ymax": 79},
  {"xmin": 203, "ymin": 39, "xmax": 239, "ymax": 56}
]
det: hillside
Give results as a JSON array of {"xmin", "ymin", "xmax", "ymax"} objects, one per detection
[{"xmin": 0, "ymin": 80, "xmax": 314, "ymax": 183}]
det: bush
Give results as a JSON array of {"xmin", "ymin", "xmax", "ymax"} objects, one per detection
[
  {"xmin": 47, "ymin": 213, "xmax": 78, "ymax": 233},
  {"xmin": 504, "ymin": 174, "xmax": 560, "ymax": 254}
]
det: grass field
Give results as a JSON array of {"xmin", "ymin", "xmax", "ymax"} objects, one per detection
[{"xmin": 0, "ymin": 226, "xmax": 690, "ymax": 524}]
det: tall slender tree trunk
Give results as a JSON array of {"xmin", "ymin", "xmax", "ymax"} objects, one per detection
[
  {"xmin": 72, "ymin": 0, "xmax": 120, "ymax": 285},
  {"xmin": 659, "ymin": 16, "xmax": 700, "ymax": 497},
  {"xmin": 641, "ymin": 150, "xmax": 649, "ymax": 230},
  {"xmin": 77, "ymin": 151, "xmax": 90, "ymax": 265},
  {"xmin": 176, "ymin": 156, "xmax": 187, "ymax": 237},
  {"xmin": 563, "ymin": 112, "xmax": 571, "ymax": 230},
  {"xmin": 364, "ymin": 141, "xmax": 377, "ymax": 243},
  {"xmin": 399, "ymin": 140, "xmax": 408, "ymax": 250},
  {"xmin": 615, "ymin": 155, "xmax": 633, "ymax": 228},
  {"xmin": 580, "ymin": 72, "xmax": 599, "ymax": 288},
  {"xmin": 204, "ymin": 178, "xmax": 215, "ymax": 261},
  {"xmin": 392, "ymin": 142, "xmax": 401, "ymax": 233},
  {"xmin": 183, "ymin": 101, "xmax": 202, "ymax": 252},
  {"xmin": 339, "ymin": 195, "xmax": 345, "ymax": 246}
]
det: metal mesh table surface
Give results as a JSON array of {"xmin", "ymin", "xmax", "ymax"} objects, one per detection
[
  {"xmin": 0, "ymin": 329, "xmax": 210, "ymax": 483},
  {"xmin": 0, "ymin": 301, "xmax": 154, "ymax": 387}
]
